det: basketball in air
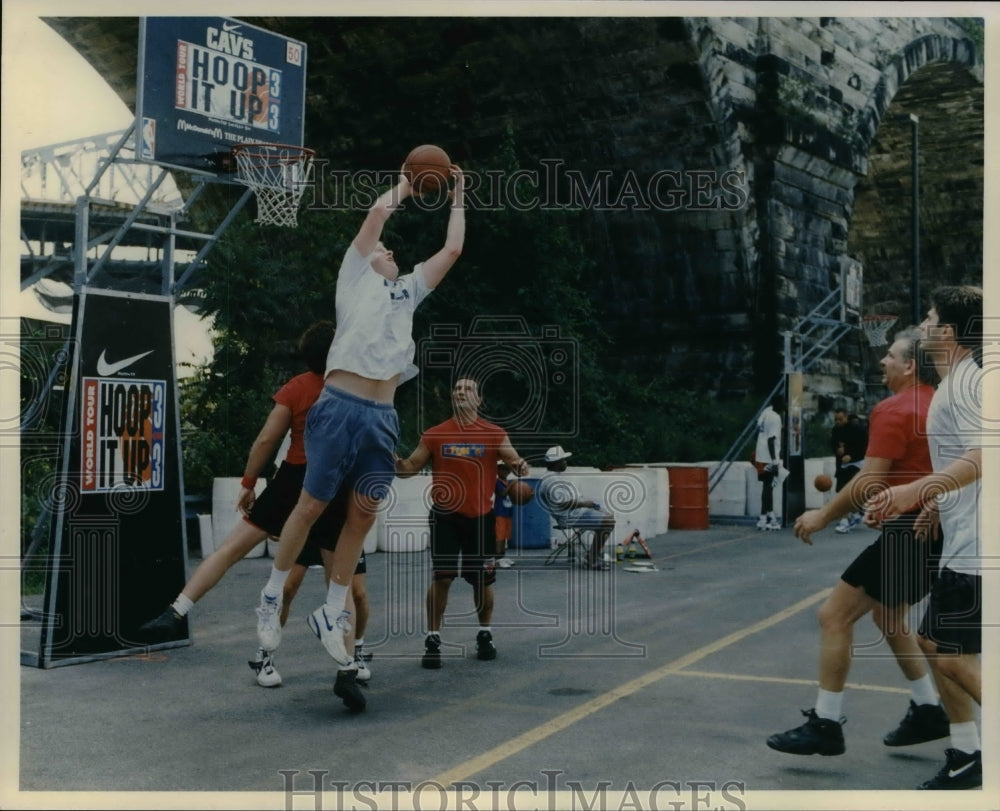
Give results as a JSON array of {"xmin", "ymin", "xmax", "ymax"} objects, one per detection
[
  {"xmin": 403, "ymin": 144, "xmax": 452, "ymax": 195},
  {"xmin": 814, "ymin": 473, "xmax": 833, "ymax": 493},
  {"xmin": 507, "ymin": 480, "xmax": 535, "ymax": 506}
]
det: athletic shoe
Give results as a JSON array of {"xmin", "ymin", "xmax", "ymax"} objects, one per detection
[
  {"xmin": 583, "ymin": 559, "xmax": 611, "ymax": 570},
  {"xmin": 765, "ymin": 518, "xmax": 782, "ymax": 531},
  {"xmin": 756, "ymin": 516, "xmax": 769, "ymax": 531},
  {"xmin": 766, "ymin": 709, "xmax": 846, "ymax": 755},
  {"xmin": 248, "ymin": 648, "xmax": 282, "ymax": 688},
  {"xmin": 497, "ymin": 557, "xmax": 515, "ymax": 569},
  {"xmin": 333, "ymin": 668, "xmax": 366, "ymax": 713},
  {"xmin": 883, "ymin": 700, "xmax": 949, "ymax": 746},
  {"xmin": 918, "ymin": 749, "xmax": 982, "ymax": 790},
  {"xmin": 138, "ymin": 606, "xmax": 186, "ymax": 642},
  {"xmin": 835, "ymin": 518, "xmax": 852, "ymax": 534},
  {"xmin": 476, "ymin": 630, "xmax": 497, "ymax": 661},
  {"xmin": 422, "ymin": 634, "xmax": 442, "ymax": 669},
  {"xmin": 255, "ymin": 591, "xmax": 283, "ymax": 651},
  {"xmin": 354, "ymin": 644, "xmax": 371, "ymax": 683},
  {"xmin": 306, "ymin": 606, "xmax": 352, "ymax": 666}
]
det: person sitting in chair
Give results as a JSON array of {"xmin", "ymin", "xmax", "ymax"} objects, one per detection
[{"xmin": 537, "ymin": 446, "xmax": 615, "ymax": 570}]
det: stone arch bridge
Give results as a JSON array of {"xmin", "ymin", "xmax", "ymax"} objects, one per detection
[{"xmin": 42, "ymin": 15, "xmax": 983, "ymax": 411}]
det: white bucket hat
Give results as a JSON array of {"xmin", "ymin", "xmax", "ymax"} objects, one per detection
[{"xmin": 544, "ymin": 445, "xmax": 572, "ymax": 463}]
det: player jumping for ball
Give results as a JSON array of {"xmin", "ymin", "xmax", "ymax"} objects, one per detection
[{"xmin": 254, "ymin": 160, "xmax": 466, "ymax": 671}]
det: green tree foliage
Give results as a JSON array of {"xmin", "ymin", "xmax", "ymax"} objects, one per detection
[
  {"xmin": 179, "ymin": 197, "xmax": 357, "ymax": 493},
  {"xmin": 180, "ymin": 132, "xmax": 745, "ymax": 493}
]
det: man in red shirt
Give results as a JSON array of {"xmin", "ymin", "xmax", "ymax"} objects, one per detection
[
  {"xmin": 768, "ymin": 328, "xmax": 953, "ymax": 757},
  {"xmin": 395, "ymin": 378, "xmax": 528, "ymax": 668}
]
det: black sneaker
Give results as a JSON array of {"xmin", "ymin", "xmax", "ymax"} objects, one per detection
[
  {"xmin": 918, "ymin": 748, "xmax": 982, "ymax": 790},
  {"xmin": 422, "ymin": 634, "xmax": 442, "ymax": 669},
  {"xmin": 333, "ymin": 668, "xmax": 366, "ymax": 713},
  {"xmin": 138, "ymin": 607, "xmax": 186, "ymax": 642},
  {"xmin": 766, "ymin": 709, "xmax": 845, "ymax": 755},
  {"xmin": 883, "ymin": 700, "xmax": 949, "ymax": 747},
  {"xmin": 476, "ymin": 630, "xmax": 497, "ymax": 661}
]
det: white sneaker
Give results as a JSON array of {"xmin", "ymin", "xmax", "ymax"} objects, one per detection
[
  {"xmin": 766, "ymin": 519, "xmax": 782, "ymax": 531},
  {"xmin": 307, "ymin": 606, "xmax": 352, "ymax": 666},
  {"xmin": 756, "ymin": 516, "xmax": 769, "ymax": 531},
  {"xmin": 255, "ymin": 591, "xmax": 283, "ymax": 651},
  {"xmin": 248, "ymin": 648, "xmax": 282, "ymax": 688},
  {"xmin": 835, "ymin": 517, "xmax": 852, "ymax": 534},
  {"xmin": 497, "ymin": 557, "xmax": 514, "ymax": 569},
  {"xmin": 354, "ymin": 644, "xmax": 372, "ymax": 683}
]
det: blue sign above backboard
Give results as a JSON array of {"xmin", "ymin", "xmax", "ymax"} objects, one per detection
[{"xmin": 136, "ymin": 17, "xmax": 307, "ymax": 176}]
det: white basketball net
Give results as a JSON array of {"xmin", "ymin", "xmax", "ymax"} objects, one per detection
[
  {"xmin": 861, "ymin": 315, "xmax": 898, "ymax": 347},
  {"xmin": 233, "ymin": 144, "xmax": 315, "ymax": 227}
]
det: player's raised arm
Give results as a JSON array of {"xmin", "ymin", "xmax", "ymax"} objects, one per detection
[
  {"xmin": 421, "ymin": 165, "xmax": 465, "ymax": 289},
  {"xmin": 353, "ymin": 167, "xmax": 413, "ymax": 258}
]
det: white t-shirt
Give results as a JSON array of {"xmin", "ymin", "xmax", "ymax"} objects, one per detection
[
  {"xmin": 324, "ymin": 243, "xmax": 432, "ymax": 384},
  {"xmin": 927, "ymin": 354, "xmax": 982, "ymax": 573},
  {"xmin": 536, "ymin": 473, "xmax": 576, "ymax": 517},
  {"xmin": 755, "ymin": 406, "xmax": 782, "ymax": 463}
]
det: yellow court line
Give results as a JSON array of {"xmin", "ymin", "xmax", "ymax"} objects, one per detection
[
  {"xmin": 430, "ymin": 586, "xmax": 833, "ymax": 787},
  {"xmin": 675, "ymin": 669, "xmax": 910, "ymax": 695}
]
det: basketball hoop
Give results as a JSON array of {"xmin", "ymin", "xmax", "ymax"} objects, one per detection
[
  {"xmin": 861, "ymin": 314, "xmax": 898, "ymax": 347},
  {"xmin": 232, "ymin": 143, "xmax": 315, "ymax": 227}
]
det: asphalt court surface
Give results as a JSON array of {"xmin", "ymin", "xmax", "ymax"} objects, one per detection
[{"xmin": 15, "ymin": 521, "xmax": 996, "ymax": 807}]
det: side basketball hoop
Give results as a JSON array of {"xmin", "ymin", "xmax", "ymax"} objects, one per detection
[
  {"xmin": 232, "ymin": 143, "xmax": 315, "ymax": 227},
  {"xmin": 861, "ymin": 314, "xmax": 898, "ymax": 347}
]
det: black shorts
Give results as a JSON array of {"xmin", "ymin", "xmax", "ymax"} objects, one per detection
[
  {"xmin": 918, "ymin": 568, "xmax": 982, "ymax": 655},
  {"xmin": 840, "ymin": 513, "xmax": 942, "ymax": 606},
  {"xmin": 835, "ymin": 465, "xmax": 861, "ymax": 493},
  {"xmin": 429, "ymin": 506, "xmax": 496, "ymax": 587},
  {"xmin": 296, "ymin": 542, "xmax": 367, "ymax": 575},
  {"xmin": 246, "ymin": 462, "xmax": 350, "ymax": 546}
]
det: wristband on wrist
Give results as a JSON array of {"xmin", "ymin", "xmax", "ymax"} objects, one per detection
[{"xmin": 241, "ymin": 475, "xmax": 257, "ymax": 490}]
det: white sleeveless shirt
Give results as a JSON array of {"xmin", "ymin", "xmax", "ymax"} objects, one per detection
[{"xmin": 324, "ymin": 243, "xmax": 431, "ymax": 384}]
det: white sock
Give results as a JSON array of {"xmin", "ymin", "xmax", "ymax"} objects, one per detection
[
  {"xmin": 354, "ymin": 636, "xmax": 365, "ymax": 649},
  {"xmin": 263, "ymin": 567, "xmax": 290, "ymax": 599},
  {"xmin": 479, "ymin": 626, "xmax": 492, "ymax": 634},
  {"xmin": 324, "ymin": 581, "xmax": 349, "ymax": 611},
  {"xmin": 427, "ymin": 630, "xmax": 440, "ymax": 640},
  {"xmin": 171, "ymin": 594, "xmax": 195, "ymax": 617},
  {"xmin": 908, "ymin": 674, "xmax": 939, "ymax": 706},
  {"xmin": 815, "ymin": 688, "xmax": 843, "ymax": 721},
  {"xmin": 950, "ymin": 721, "xmax": 980, "ymax": 754}
]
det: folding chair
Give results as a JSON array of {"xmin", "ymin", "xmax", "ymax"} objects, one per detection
[{"xmin": 544, "ymin": 516, "xmax": 591, "ymax": 565}]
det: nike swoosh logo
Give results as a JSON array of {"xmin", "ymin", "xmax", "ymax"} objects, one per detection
[
  {"xmin": 948, "ymin": 760, "xmax": 977, "ymax": 778},
  {"xmin": 222, "ymin": 21, "xmax": 241, "ymax": 32},
  {"xmin": 321, "ymin": 609, "xmax": 335, "ymax": 632},
  {"xmin": 96, "ymin": 349, "xmax": 154, "ymax": 376}
]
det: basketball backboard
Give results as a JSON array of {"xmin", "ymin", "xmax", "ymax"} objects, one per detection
[
  {"xmin": 136, "ymin": 17, "xmax": 307, "ymax": 176},
  {"xmin": 840, "ymin": 256, "xmax": 862, "ymax": 319}
]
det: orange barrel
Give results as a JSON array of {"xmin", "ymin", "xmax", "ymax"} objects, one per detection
[{"xmin": 666, "ymin": 465, "xmax": 710, "ymax": 530}]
